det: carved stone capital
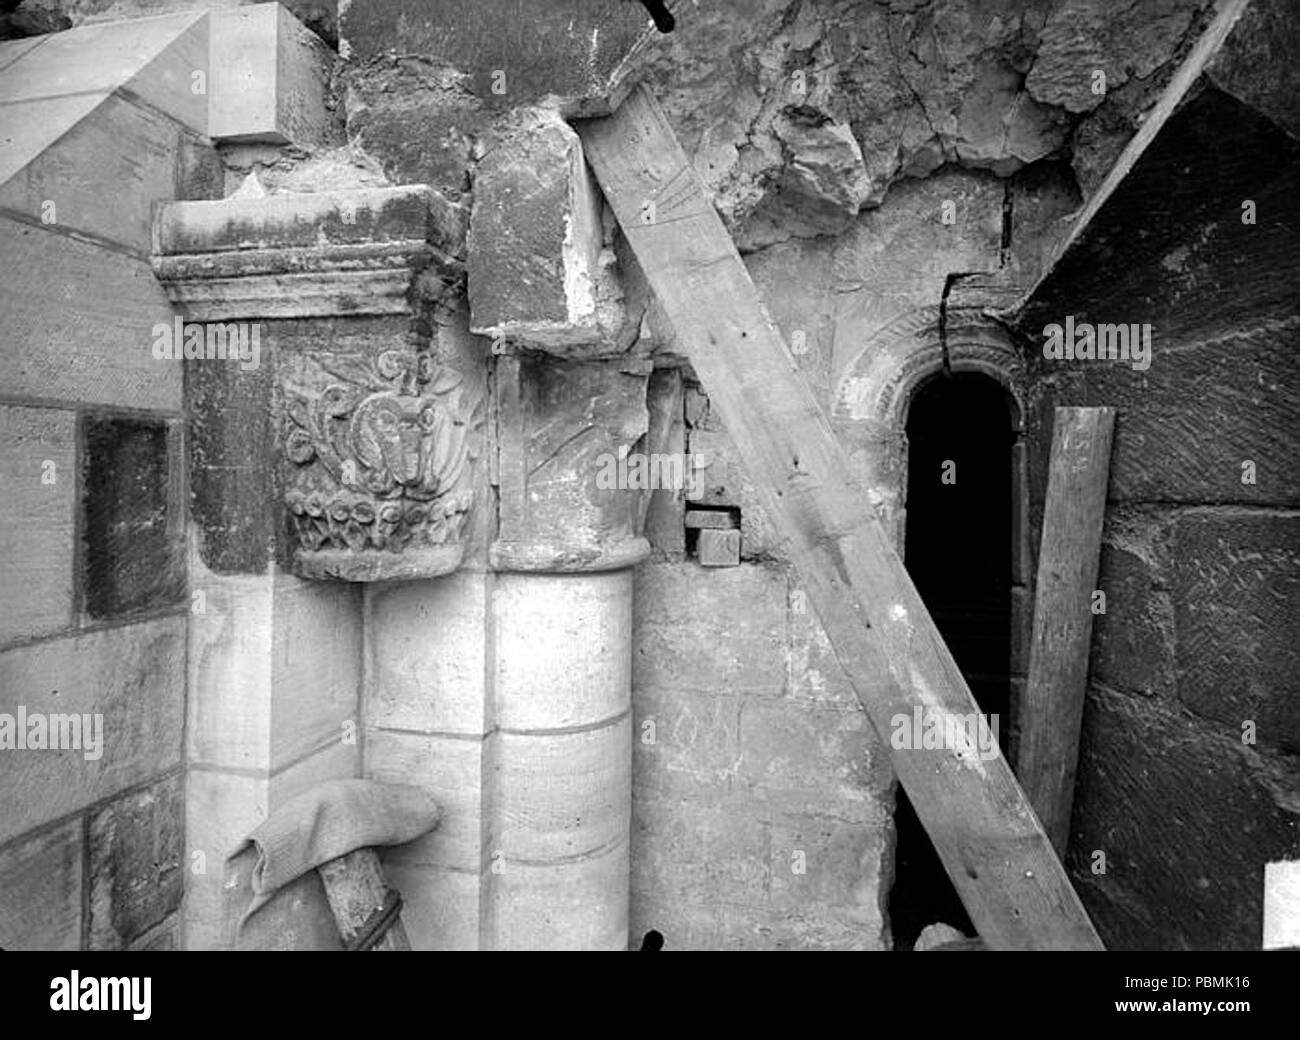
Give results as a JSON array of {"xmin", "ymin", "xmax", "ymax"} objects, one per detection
[
  {"xmin": 153, "ymin": 185, "xmax": 484, "ymax": 582},
  {"xmin": 282, "ymin": 324, "xmax": 484, "ymax": 581}
]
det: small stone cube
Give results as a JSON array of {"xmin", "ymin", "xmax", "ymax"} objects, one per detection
[{"xmin": 697, "ymin": 528, "xmax": 741, "ymax": 567}]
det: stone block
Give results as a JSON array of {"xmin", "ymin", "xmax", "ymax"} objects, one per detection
[
  {"xmin": 696, "ymin": 528, "xmax": 740, "ymax": 567},
  {"xmin": 0, "ymin": 405, "xmax": 76, "ymax": 645},
  {"xmin": 0, "ymin": 617, "xmax": 185, "ymax": 844},
  {"xmin": 183, "ymin": 768, "xmax": 265, "ymax": 950},
  {"xmin": 270, "ymin": 578, "xmax": 362, "ymax": 768},
  {"xmin": 737, "ymin": 701, "xmax": 880, "ymax": 818},
  {"xmin": 364, "ymin": 729, "xmax": 485, "ymax": 873},
  {"xmin": 340, "ymin": 0, "xmax": 650, "ymax": 114},
  {"xmin": 186, "ymin": 569, "xmax": 271, "ymax": 772},
  {"xmin": 88, "ymin": 773, "xmax": 184, "ymax": 950},
  {"xmin": 630, "ymin": 798, "xmax": 771, "ymax": 909},
  {"xmin": 494, "ymin": 570, "xmax": 632, "ymax": 731},
  {"xmin": 209, "ymin": 4, "xmax": 334, "ymax": 145},
  {"xmin": 495, "ymin": 718, "xmax": 631, "ymax": 863},
  {"xmin": 0, "ymin": 11, "xmax": 208, "ymax": 132},
  {"xmin": 0, "ymin": 819, "xmax": 82, "ymax": 951},
  {"xmin": 633, "ymin": 561, "xmax": 787, "ymax": 697},
  {"xmin": 631, "ymin": 686, "xmax": 743, "ymax": 803},
  {"xmin": 1087, "ymin": 510, "xmax": 1177, "ymax": 699},
  {"xmin": 1077, "ymin": 327, "xmax": 1299, "ymax": 507},
  {"xmin": 382, "ymin": 860, "xmax": 483, "ymax": 951},
  {"xmin": 767, "ymin": 811, "xmax": 888, "ymax": 947},
  {"xmin": 1170, "ymin": 510, "xmax": 1300, "ymax": 753},
  {"xmin": 366, "ymin": 571, "xmax": 489, "ymax": 737},
  {"xmin": 1068, "ymin": 684, "xmax": 1299, "ymax": 950},
  {"xmin": 82, "ymin": 416, "xmax": 185, "ymax": 620},
  {"xmin": 0, "ymin": 218, "xmax": 181, "ymax": 411},
  {"xmin": 493, "ymin": 357, "xmax": 650, "ymax": 570},
  {"xmin": 467, "ymin": 110, "xmax": 606, "ymax": 347},
  {"xmin": 189, "ymin": 570, "xmax": 362, "ymax": 773},
  {"xmin": 492, "ymin": 840, "xmax": 628, "ymax": 951},
  {"xmin": 685, "ymin": 510, "xmax": 734, "ymax": 530},
  {"xmin": 0, "ymin": 92, "xmax": 196, "ymax": 253},
  {"xmin": 154, "ymin": 185, "xmax": 438, "ymax": 255}
]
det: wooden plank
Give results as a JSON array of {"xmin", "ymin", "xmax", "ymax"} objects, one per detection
[
  {"xmin": 574, "ymin": 86, "xmax": 1104, "ymax": 951},
  {"xmin": 1019, "ymin": 408, "xmax": 1116, "ymax": 855}
]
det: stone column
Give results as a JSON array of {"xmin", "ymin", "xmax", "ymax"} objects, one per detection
[
  {"xmin": 466, "ymin": 109, "xmax": 653, "ymax": 949},
  {"xmin": 488, "ymin": 356, "xmax": 650, "ymax": 950},
  {"xmin": 153, "ymin": 183, "xmax": 478, "ymax": 949}
]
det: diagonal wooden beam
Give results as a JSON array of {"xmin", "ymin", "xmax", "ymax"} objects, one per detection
[{"xmin": 575, "ymin": 86, "xmax": 1104, "ymax": 950}]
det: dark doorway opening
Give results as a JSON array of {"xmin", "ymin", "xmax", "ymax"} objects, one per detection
[{"xmin": 890, "ymin": 371, "xmax": 1018, "ymax": 950}]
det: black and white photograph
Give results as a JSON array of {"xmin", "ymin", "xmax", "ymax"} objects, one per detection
[{"xmin": 0, "ymin": 0, "xmax": 1295, "ymax": 1014}]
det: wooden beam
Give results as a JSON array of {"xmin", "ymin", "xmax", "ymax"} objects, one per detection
[
  {"xmin": 574, "ymin": 86, "xmax": 1104, "ymax": 951},
  {"xmin": 1018, "ymin": 408, "xmax": 1116, "ymax": 855}
]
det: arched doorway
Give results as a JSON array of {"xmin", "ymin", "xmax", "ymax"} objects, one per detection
[{"xmin": 889, "ymin": 370, "xmax": 1023, "ymax": 950}]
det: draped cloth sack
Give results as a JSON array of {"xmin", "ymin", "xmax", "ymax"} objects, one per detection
[{"xmin": 222, "ymin": 779, "xmax": 442, "ymax": 950}]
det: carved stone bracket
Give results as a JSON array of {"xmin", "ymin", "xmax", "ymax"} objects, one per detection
[
  {"xmin": 153, "ymin": 184, "xmax": 484, "ymax": 582},
  {"xmin": 281, "ymin": 322, "xmax": 483, "ymax": 581}
]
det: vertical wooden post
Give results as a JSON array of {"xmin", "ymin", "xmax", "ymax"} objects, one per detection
[{"xmin": 1019, "ymin": 407, "xmax": 1116, "ymax": 855}]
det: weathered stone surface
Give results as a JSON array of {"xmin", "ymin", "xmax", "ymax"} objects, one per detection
[
  {"xmin": 155, "ymin": 185, "xmax": 441, "ymax": 255},
  {"xmin": 0, "ymin": 218, "xmax": 182, "ymax": 412},
  {"xmin": 494, "ymin": 570, "xmax": 631, "ymax": 731},
  {"xmin": 381, "ymin": 860, "xmax": 482, "ymax": 951},
  {"xmin": 467, "ymin": 110, "xmax": 608, "ymax": 347},
  {"xmin": 364, "ymin": 729, "xmax": 485, "ymax": 874},
  {"xmin": 340, "ymin": 0, "xmax": 651, "ymax": 113},
  {"xmin": 1017, "ymin": 87, "xmax": 1300, "ymax": 350},
  {"xmin": 1087, "ymin": 509, "xmax": 1177, "ymax": 700},
  {"xmin": 1206, "ymin": 0, "xmax": 1300, "ymax": 141},
  {"xmin": 687, "ymin": 427, "xmax": 781, "ymax": 560},
  {"xmin": 187, "ymin": 329, "xmax": 275, "ymax": 575},
  {"xmin": 696, "ymin": 527, "xmax": 740, "ymax": 567},
  {"xmin": 153, "ymin": 186, "xmax": 459, "ymax": 322},
  {"xmin": 631, "ymin": 559, "xmax": 891, "ymax": 949},
  {"xmin": 496, "ymin": 719, "xmax": 631, "ymax": 863},
  {"xmin": 0, "ymin": 819, "xmax": 82, "ymax": 951},
  {"xmin": 746, "ymin": 169, "xmax": 1004, "ymax": 405},
  {"xmin": 1170, "ymin": 510, "xmax": 1300, "ymax": 753},
  {"xmin": 338, "ymin": 0, "xmax": 1206, "ymax": 257},
  {"xmin": 275, "ymin": 316, "xmax": 484, "ymax": 582},
  {"xmin": 1025, "ymin": 0, "xmax": 1205, "ymax": 114},
  {"xmin": 366, "ymin": 571, "xmax": 489, "ymax": 736},
  {"xmin": 493, "ymin": 840, "xmax": 628, "ymax": 950},
  {"xmin": 0, "ymin": 91, "xmax": 204, "ymax": 253},
  {"xmin": 493, "ymin": 356, "xmax": 650, "ymax": 571},
  {"xmin": 88, "ymin": 773, "xmax": 183, "ymax": 949},
  {"xmin": 82, "ymin": 416, "xmax": 185, "ymax": 619},
  {"xmin": 209, "ymin": 3, "xmax": 338, "ymax": 146},
  {"xmin": 1068, "ymin": 684, "xmax": 1300, "ymax": 950},
  {"xmin": 187, "ymin": 570, "xmax": 361, "ymax": 773},
  {"xmin": 1030, "ymin": 324, "xmax": 1300, "ymax": 507},
  {"xmin": 0, "ymin": 616, "xmax": 185, "ymax": 844},
  {"xmin": 0, "ymin": 10, "xmax": 208, "ymax": 132},
  {"xmin": 0, "ymin": 405, "xmax": 76, "ymax": 645},
  {"xmin": 642, "ymin": 367, "xmax": 685, "ymax": 557},
  {"xmin": 634, "ymin": 561, "xmax": 786, "ymax": 697}
]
